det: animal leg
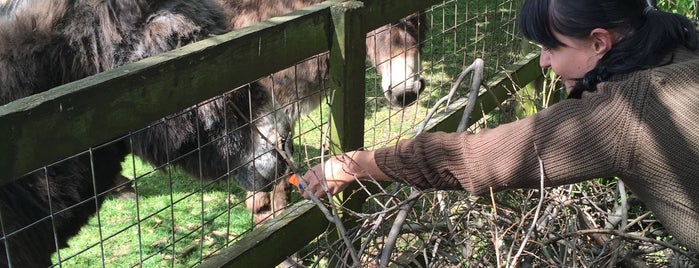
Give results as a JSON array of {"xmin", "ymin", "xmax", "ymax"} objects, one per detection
[{"xmin": 245, "ymin": 179, "xmax": 291, "ymax": 224}]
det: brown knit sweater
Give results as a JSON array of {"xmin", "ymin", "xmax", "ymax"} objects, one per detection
[{"xmin": 375, "ymin": 48, "xmax": 699, "ymax": 251}]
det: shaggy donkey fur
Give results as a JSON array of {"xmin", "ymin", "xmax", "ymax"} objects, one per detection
[{"xmin": 0, "ymin": 0, "xmax": 290, "ymax": 266}]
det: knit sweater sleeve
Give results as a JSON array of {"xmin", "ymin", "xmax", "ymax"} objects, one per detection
[
  {"xmin": 374, "ymin": 85, "xmax": 638, "ymax": 196},
  {"xmin": 375, "ymin": 50, "xmax": 699, "ymax": 251}
]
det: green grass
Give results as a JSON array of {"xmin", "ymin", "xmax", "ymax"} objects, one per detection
[
  {"xmin": 53, "ymin": 156, "xmax": 252, "ymax": 267},
  {"xmin": 658, "ymin": 0, "xmax": 697, "ymax": 19}
]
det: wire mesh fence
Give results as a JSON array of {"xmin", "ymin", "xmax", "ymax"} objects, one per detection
[
  {"xmin": 287, "ymin": 0, "xmax": 699, "ymax": 267},
  {"xmin": 2, "ymin": 0, "xmax": 698, "ymax": 267}
]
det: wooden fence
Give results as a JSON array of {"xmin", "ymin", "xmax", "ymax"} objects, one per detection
[{"xmin": 0, "ymin": 0, "xmax": 542, "ymax": 266}]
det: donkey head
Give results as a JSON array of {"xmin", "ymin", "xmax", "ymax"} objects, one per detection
[
  {"xmin": 366, "ymin": 13, "xmax": 426, "ymax": 107},
  {"xmin": 222, "ymin": 83, "xmax": 292, "ymax": 191},
  {"xmin": 130, "ymin": 83, "xmax": 291, "ymax": 192}
]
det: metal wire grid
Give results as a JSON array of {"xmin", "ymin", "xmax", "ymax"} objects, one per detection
[
  {"xmin": 288, "ymin": 0, "xmax": 530, "ymax": 267},
  {"xmin": 293, "ymin": 1, "xmax": 699, "ymax": 267},
  {"xmin": 10, "ymin": 0, "xmax": 695, "ymax": 267},
  {"xmin": 362, "ymin": 0, "xmax": 524, "ymax": 152},
  {"xmin": 1, "ymin": 72, "xmax": 317, "ymax": 267}
]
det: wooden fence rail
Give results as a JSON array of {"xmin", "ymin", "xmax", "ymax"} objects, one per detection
[{"xmin": 0, "ymin": 2, "xmax": 338, "ymax": 184}]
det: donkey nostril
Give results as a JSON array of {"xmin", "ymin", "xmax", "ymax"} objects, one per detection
[
  {"xmin": 284, "ymin": 138, "xmax": 294, "ymax": 154},
  {"xmin": 418, "ymin": 78, "xmax": 426, "ymax": 92},
  {"xmin": 280, "ymin": 132, "xmax": 294, "ymax": 155},
  {"xmin": 393, "ymin": 91, "xmax": 418, "ymax": 106}
]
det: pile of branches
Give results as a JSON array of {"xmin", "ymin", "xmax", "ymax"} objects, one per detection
[{"xmin": 338, "ymin": 181, "xmax": 699, "ymax": 267}]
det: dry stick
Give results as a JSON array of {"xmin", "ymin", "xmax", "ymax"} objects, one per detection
[
  {"xmin": 606, "ymin": 181, "xmax": 628, "ymax": 229},
  {"xmin": 232, "ymin": 90, "xmax": 360, "ymax": 265},
  {"xmin": 432, "ymin": 58, "xmax": 484, "ymax": 260},
  {"xmin": 378, "ymin": 59, "xmax": 486, "ymax": 267},
  {"xmin": 624, "ymin": 211, "xmax": 651, "ymax": 230},
  {"xmin": 618, "ymin": 181, "xmax": 628, "ymax": 231},
  {"xmin": 490, "ymin": 187, "xmax": 502, "ymax": 268},
  {"xmin": 435, "ymin": 58, "xmax": 485, "ymax": 261},
  {"xmin": 415, "ymin": 58, "xmax": 485, "ymax": 134},
  {"xmin": 543, "ymin": 229, "xmax": 699, "ymax": 264},
  {"xmin": 223, "ymin": 101, "xmax": 311, "ymax": 268},
  {"xmin": 304, "ymin": 90, "xmax": 361, "ymax": 265},
  {"xmin": 508, "ymin": 148, "xmax": 546, "ymax": 268},
  {"xmin": 378, "ymin": 190, "xmax": 422, "ymax": 267},
  {"xmin": 457, "ymin": 58, "xmax": 485, "ymax": 133},
  {"xmin": 609, "ymin": 181, "xmax": 628, "ymax": 264},
  {"xmin": 357, "ymin": 211, "xmax": 387, "ymax": 258},
  {"xmin": 356, "ymin": 189, "xmax": 422, "ymax": 259}
]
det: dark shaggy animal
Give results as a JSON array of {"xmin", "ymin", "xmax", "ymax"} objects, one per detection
[{"xmin": 0, "ymin": 0, "xmax": 290, "ymax": 266}]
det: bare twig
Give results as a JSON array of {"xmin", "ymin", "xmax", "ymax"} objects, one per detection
[
  {"xmin": 253, "ymin": 89, "xmax": 360, "ymax": 266},
  {"xmin": 489, "ymin": 187, "xmax": 502, "ymax": 267},
  {"xmin": 606, "ymin": 180, "xmax": 628, "ymax": 230},
  {"xmin": 457, "ymin": 58, "xmax": 485, "ymax": 133},
  {"xmin": 542, "ymin": 229, "xmax": 699, "ymax": 264},
  {"xmin": 607, "ymin": 181, "xmax": 628, "ymax": 264},
  {"xmin": 509, "ymin": 146, "xmax": 546, "ymax": 267},
  {"xmin": 378, "ymin": 59, "xmax": 486, "ymax": 266},
  {"xmin": 416, "ymin": 58, "xmax": 485, "ymax": 133},
  {"xmin": 379, "ymin": 190, "xmax": 422, "ymax": 267},
  {"xmin": 624, "ymin": 211, "xmax": 651, "ymax": 230}
]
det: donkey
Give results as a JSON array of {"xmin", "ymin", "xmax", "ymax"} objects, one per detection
[
  {"xmin": 219, "ymin": 0, "xmax": 426, "ymax": 124},
  {"xmin": 0, "ymin": 0, "xmax": 290, "ymax": 266},
  {"xmin": 217, "ymin": 0, "xmax": 427, "ymax": 223}
]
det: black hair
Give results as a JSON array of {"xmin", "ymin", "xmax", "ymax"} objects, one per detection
[{"xmin": 519, "ymin": 0, "xmax": 698, "ymax": 98}]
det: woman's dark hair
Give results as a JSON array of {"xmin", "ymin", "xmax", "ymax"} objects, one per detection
[{"xmin": 519, "ymin": 0, "xmax": 698, "ymax": 98}]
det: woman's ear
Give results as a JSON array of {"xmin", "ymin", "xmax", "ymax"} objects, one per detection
[{"xmin": 589, "ymin": 28, "xmax": 615, "ymax": 55}]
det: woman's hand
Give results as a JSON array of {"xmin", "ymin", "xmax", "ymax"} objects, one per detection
[
  {"xmin": 299, "ymin": 155, "xmax": 356, "ymax": 199},
  {"xmin": 298, "ymin": 150, "xmax": 390, "ymax": 200}
]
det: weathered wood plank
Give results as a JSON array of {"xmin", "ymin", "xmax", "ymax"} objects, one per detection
[
  {"xmin": 0, "ymin": 2, "xmax": 335, "ymax": 185},
  {"xmin": 197, "ymin": 201, "xmax": 328, "ymax": 268},
  {"xmin": 328, "ymin": 0, "xmax": 367, "ymax": 154},
  {"xmin": 361, "ymin": 0, "xmax": 443, "ymax": 31}
]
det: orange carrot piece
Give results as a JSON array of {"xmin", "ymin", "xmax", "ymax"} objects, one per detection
[{"xmin": 288, "ymin": 173, "xmax": 300, "ymax": 188}]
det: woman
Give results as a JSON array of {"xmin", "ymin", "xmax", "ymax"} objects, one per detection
[{"xmin": 300, "ymin": 0, "xmax": 699, "ymax": 251}]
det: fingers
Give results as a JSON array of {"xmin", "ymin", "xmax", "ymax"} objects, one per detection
[
  {"xmin": 296, "ymin": 157, "xmax": 353, "ymax": 200},
  {"xmin": 297, "ymin": 169, "xmax": 327, "ymax": 199},
  {"xmin": 300, "ymin": 179, "xmax": 349, "ymax": 200},
  {"xmin": 299, "ymin": 168, "xmax": 344, "ymax": 200},
  {"xmin": 300, "ymin": 187, "xmax": 330, "ymax": 200}
]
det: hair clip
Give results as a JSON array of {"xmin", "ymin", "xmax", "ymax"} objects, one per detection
[
  {"xmin": 643, "ymin": 0, "xmax": 658, "ymax": 15},
  {"xmin": 643, "ymin": 5, "xmax": 658, "ymax": 15}
]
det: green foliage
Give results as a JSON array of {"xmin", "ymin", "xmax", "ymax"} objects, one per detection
[{"xmin": 657, "ymin": 0, "xmax": 697, "ymax": 18}]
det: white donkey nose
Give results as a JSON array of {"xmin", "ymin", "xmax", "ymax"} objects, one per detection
[
  {"xmin": 386, "ymin": 78, "xmax": 425, "ymax": 106},
  {"xmin": 381, "ymin": 53, "xmax": 423, "ymax": 106}
]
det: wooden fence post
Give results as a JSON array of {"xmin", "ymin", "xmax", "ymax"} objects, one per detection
[{"xmin": 328, "ymin": 1, "xmax": 366, "ymax": 267}]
